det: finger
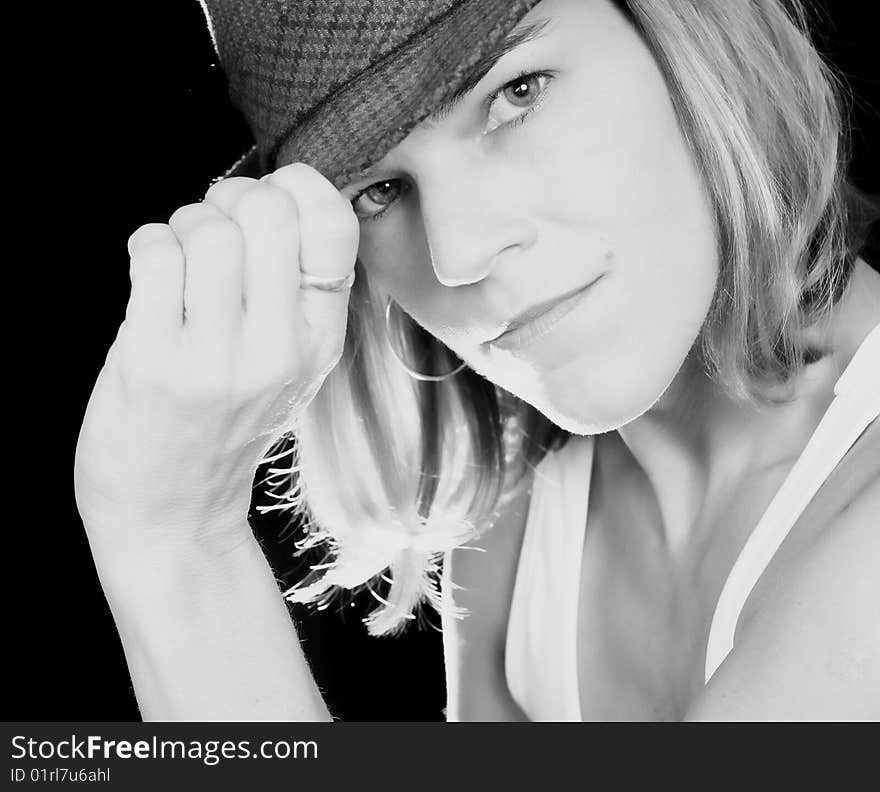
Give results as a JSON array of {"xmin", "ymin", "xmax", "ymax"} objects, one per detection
[
  {"xmin": 228, "ymin": 182, "xmax": 302, "ymax": 338},
  {"xmin": 202, "ymin": 177, "xmax": 265, "ymax": 316},
  {"xmin": 125, "ymin": 223, "xmax": 185, "ymax": 341},
  {"xmin": 202, "ymin": 176, "xmax": 261, "ymax": 218},
  {"xmin": 264, "ymin": 163, "xmax": 358, "ymax": 280},
  {"xmin": 167, "ymin": 203, "xmax": 245, "ymax": 344},
  {"xmin": 263, "ymin": 163, "xmax": 359, "ymax": 342}
]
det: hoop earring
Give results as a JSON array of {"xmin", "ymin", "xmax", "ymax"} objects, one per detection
[{"xmin": 384, "ymin": 297, "xmax": 467, "ymax": 382}]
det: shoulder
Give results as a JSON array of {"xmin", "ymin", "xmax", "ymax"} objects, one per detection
[
  {"xmin": 441, "ymin": 467, "xmax": 535, "ymax": 721},
  {"xmin": 686, "ymin": 471, "xmax": 880, "ymax": 720}
]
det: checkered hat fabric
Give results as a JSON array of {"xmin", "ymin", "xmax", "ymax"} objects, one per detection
[{"xmin": 199, "ymin": 0, "xmax": 543, "ymax": 187}]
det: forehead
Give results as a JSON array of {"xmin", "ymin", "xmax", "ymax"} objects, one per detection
[
  {"xmin": 335, "ymin": 13, "xmax": 558, "ymax": 190},
  {"xmin": 335, "ymin": 0, "xmax": 628, "ymax": 192},
  {"xmin": 422, "ymin": 17, "xmax": 554, "ymax": 129}
]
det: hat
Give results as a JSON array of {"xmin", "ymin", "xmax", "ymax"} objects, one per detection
[{"xmin": 199, "ymin": 0, "xmax": 543, "ymax": 188}]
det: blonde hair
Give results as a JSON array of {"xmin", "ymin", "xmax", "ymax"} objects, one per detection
[{"xmin": 259, "ymin": 0, "xmax": 877, "ymax": 636}]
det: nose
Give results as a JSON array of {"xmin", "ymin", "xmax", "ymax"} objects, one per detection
[{"xmin": 417, "ymin": 159, "xmax": 537, "ymax": 288}]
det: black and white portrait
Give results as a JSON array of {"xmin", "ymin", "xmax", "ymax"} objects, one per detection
[{"xmin": 11, "ymin": 0, "xmax": 879, "ymax": 731}]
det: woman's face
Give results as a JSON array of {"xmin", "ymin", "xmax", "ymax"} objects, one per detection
[{"xmin": 343, "ymin": 0, "xmax": 718, "ymax": 434}]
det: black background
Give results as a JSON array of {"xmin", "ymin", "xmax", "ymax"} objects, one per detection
[{"xmin": 7, "ymin": 2, "xmax": 877, "ymax": 722}]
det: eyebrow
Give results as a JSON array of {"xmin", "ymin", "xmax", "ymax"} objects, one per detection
[
  {"xmin": 424, "ymin": 17, "xmax": 552, "ymax": 127},
  {"xmin": 346, "ymin": 18, "xmax": 551, "ymax": 189}
]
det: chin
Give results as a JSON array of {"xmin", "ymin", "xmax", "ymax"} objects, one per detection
[
  {"xmin": 467, "ymin": 326, "xmax": 693, "ymax": 436},
  {"xmin": 527, "ymin": 392, "xmax": 656, "ymax": 436},
  {"xmin": 515, "ymin": 350, "xmax": 685, "ymax": 436}
]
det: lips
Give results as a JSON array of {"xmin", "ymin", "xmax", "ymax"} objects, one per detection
[{"xmin": 486, "ymin": 276, "xmax": 602, "ymax": 351}]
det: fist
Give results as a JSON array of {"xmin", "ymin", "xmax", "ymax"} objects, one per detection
[{"xmin": 74, "ymin": 163, "xmax": 359, "ymax": 557}]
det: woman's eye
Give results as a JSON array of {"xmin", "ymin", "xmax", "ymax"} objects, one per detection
[
  {"xmin": 350, "ymin": 71, "xmax": 553, "ymax": 222},
  {"xmin": 351, "ymin": 179, "xmax": 409, "ymax": 222},
  {"xmin": 485, "ymin": 71, "xmax": 553, "ymax": 134}
]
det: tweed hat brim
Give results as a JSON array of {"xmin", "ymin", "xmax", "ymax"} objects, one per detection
[{"xmin": 216, "ymin": 0, "xmax": 543, "ymax": 190}]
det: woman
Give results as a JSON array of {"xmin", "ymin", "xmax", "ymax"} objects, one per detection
[{"xmin": 74, "ymin": 0, "xmax": 879, "ymax": 721}]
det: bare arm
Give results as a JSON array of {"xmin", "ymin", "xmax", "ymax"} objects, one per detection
[
  {"xmin": 95, "ymin": 533, "xmax": 333, "ymax": 722},
  {"xmin": 74, "ymin": 164, "xmax": 357, "ymax": 721},
  {"xmin": 685, "ymin": 477, "xmax": 880, "ymax": 721}
]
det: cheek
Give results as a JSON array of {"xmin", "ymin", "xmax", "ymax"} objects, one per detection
[
  {"xmin": 358, "ymin": 207, "xmax": 470, "ymax": 344},
  {"xmin": 565, "ymin": 34, "xmax": 716, "ymax": 326},
  {"xmin": 498, "ymin": 26, "xmax": 719, "ymax": 430},
  {"xmin": 599, "ymin": 128, "xmax": 719, "ymax": 371},
  {"xmin": 583, "ymin": 139, "xmax": 718, "ymax": 425},
  {"xmin": 357, "ymin": 213, "xmax": 432, "ymax": 299}
]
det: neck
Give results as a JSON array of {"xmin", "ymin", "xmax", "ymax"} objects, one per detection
[{"xmin": 612, "ymin": 258, "xmax": 880, "ymax": 559}]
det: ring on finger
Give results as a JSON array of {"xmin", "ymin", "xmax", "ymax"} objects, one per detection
[{"xmin": 299, "ymin": 270, "xmax": 356, "ymax": 292}]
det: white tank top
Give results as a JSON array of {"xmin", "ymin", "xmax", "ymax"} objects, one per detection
[{"xmin": 504, "ymin": 321, "xmax": 880, "ymax": 721}]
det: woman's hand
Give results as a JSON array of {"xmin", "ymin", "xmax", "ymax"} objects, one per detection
[{"xmin": 74, "ymin": 163, "xmax": 359, "ymax": 559}]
